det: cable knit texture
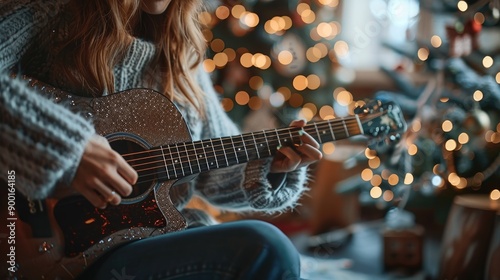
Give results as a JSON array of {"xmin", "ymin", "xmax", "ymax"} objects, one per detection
[{"xmin": 0, "ymin": 0, "xmax": 309, "ymax": 223}]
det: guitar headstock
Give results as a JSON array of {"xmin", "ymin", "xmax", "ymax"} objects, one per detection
[{"xmin": 355, "ymin": 100, "xmax": 407, "ymax": 143}]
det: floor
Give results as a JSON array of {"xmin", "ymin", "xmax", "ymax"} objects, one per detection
[{"xmin": 288, "ymin": 220, "xmax": 441, "ymax": 280}]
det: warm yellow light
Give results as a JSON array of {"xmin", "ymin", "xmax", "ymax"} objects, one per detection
[
  {"xmin": 322, "ymin": 142, "xmax": 335, "ymax": 155},
  {"xmin": 448, "ymin": 172, "xmax": 461, "ymax": 186},
  {"xmin": 445, "ymin": 139, "xmax": 457, "ymax": 151},
  {"xmin": 474, "ymin": 12, "xmax": 485, "ymax": 24},
  {"xmin": 301, "ymin": 9, "xmax": 316, "ymax": 24},
  {"xmin": 249, "ymin": 76, "xmax": 263, "ymax": 90},
  {"xmin": 483, "ymin": 56, "xmax": 494, "ymax": 68},
  {"xmin": 417, "ymin": 47, "xmax": 429, "ymax": 61},
  {"xmin": 336, "ymin": 90, "xmax": 353, "ymax": 106},
  {"xmin": 411, "ymin": 120, "xmax": 421, "ymax": 132},
  {"xmin": 371, "ymin": 174, "xmax": 382, "ymax": 186},
  {"xmin": 203, "ymin": 59, "xmax": 216, "ymax": 73},
  {"xmin": 303, "ymin": 103, "xmax": 318, "ymax": 117},
  {"xmin": 370, "ymin": 186, "xmax": 382, "ymax": 199},
  {"xmin": 361, "ymin": 168, "xmax": 374, "ymax": 181},
  {"xmin": 383, "ymin": 190, "xmax": 394, "ymax": 202},
  {"xmin": 365, "ymin": 148, "xmax": 377, "ymax": 159},
  {"xmin": 473, "ymin": 90, "xmax": 484, "ymax": 101},
  {"xmin": 297, "ymin": 3, "xmax": 310, "ymax": 14},
  {"xmin": 334, "ymin": 41, "xmax": 349, "ymax": 57},
  {"xmin": 458, "ymin": 132, "xmax": 470, "ymax": 144},
  {"xmin": 211, "ymin": 39, "xmax": 225, "ymax": 52},
  {"xmin": 457, "ymin": 0, "xmax": 468, "ymax": 12},
  {"xmin": 221, "ymin": 98, "xmax": 234, "ymax": 112},
  {"xmin": 430, "ymin": 35, "xmax": 442, "ymax": 48},
  {"xmin": 252, "ymin": 53, "xmax": 265, "ymax": 68},
  {"xmin": 368, "ymin": 157, "xmax": 381, "ymax": 169},
  {"xmin": 213, "ymin": 52, "xmax": 228, "ymax": 67},
  {"xmin": 307, "ymin": 74, "xmax": 321, "ymax": 90},
  {"xmin": 242, "ymin": 12, "xmax": 259, "ymax": 28},
  {"xmin": 278, "ymin": 51, "xmax": 293, "ymax": 65},
  {"xmin": 293, "ymin": 75, "xmax": 308, "ymax": 91},
  {"xmin": 223, "ymin": 48, "xmax": 236, "ymax": 61},
  {"xmin": 240, "ymin": 53, "xmax": 253, "ymax": 68},
  {"xmin": 319, "ymin": 105, "xmax": 334, "ymax": 120},
  {"xmin": 408, "ymin": 144, "xmax": 418, "ymax": 156},
  {"xmin": 388, "ymin": 174, "xmax": 399, "ymax": 186},
  {"xmin": 231, "ymin": 5, "xmax": 246, "ymax": 19},
  {"xmin": 299, "ymin": 107, "xmax": 315, "ymax": 121},
  {"xmin": 442, "ymin": 120, "xmax": 453, "ymax": 132},
  {"xmin": 317, "ymin": 22, "xmax": 333, "ymax": 38},
  {"xmin": 277, "ymin": 87, "xmax": 292, "ymax": 101},
  {"xmin": 215, "ymin": 6, "xmax": 230, "ymax": 20},
  {"xmin": 491, "ymin": 189, "xmax": 500, "ymax": 200},
  {"xmin": 235, "ymin": 91, "xmax": 250, "ymax": 105},
  {"xmin": 315, "ymin": 43, "xmax": 328, "ymax": 57},
  {"xmin": 496, "ymin": 72, "xmax": 500, "ymax": 84},
  {"xmin": 404, "ymin": 173, "xmax": 414, "ymax": 185},
  {"xmin": 306, "ymin": 47, "xmax": 321, "ymax": 63}
]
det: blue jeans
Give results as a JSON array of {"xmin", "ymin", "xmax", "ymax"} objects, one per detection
[{"xmin": 79, "ymin": 220, "xmax": 301, "ymax": 280}]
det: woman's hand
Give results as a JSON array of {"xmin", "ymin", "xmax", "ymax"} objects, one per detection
[
  {"xmin": 270, "ymin": 120, "xmax": 322, "ymax": 173},
  {"xmin": 72, "ymin": 134, "xmax": 138, "ymax": 209}
]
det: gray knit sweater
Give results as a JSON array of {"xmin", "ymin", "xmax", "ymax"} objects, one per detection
[{"xmin": 0, "ymin": 0, "xmax": 308, "ymax": 223}]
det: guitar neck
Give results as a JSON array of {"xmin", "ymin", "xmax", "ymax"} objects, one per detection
[{"xmin": 129, "ymin": 115, "xmax": 363, "ymax": 183}]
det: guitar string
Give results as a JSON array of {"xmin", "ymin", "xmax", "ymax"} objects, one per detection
[
  {"xmin": 129, "ymin": 124, "xmax": 368, "ymax": 186},
  {"xmin": 121, "ymin": 117, "xmax": 362, "ymax": 165},
  {"xmin": 127, "ymin": 120, "xmax": 362, "ymax": 174},
  {"xmin": 128, "ymin": 122, "xmax": 364, "ymax": 182},
  {"xmin": 119, "ymin": 116, "xmax": 360, "ymax": 160},
  {"xmin": 120, "ymin": 111, "xmax": 386, "ymax": 162},
  {"xmin": 125, "ymin": 119, "xmax": 361, "ymax": 170}
]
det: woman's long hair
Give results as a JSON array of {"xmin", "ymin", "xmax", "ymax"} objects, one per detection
[{"xmin": 53, "ymin": 0, "xmax": 206, "ymax": 111}]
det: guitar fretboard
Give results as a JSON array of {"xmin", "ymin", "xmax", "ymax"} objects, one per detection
[{"xmin": 123, "ymin": 115, "xmax": 363, "ymax": 184}]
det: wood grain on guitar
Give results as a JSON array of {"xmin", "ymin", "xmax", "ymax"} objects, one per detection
[{"xmin": 6, "ymin": 76, "xmax": 406, "ymax": 279}]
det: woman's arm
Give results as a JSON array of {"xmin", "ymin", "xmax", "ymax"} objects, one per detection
[{"xmin": 0, "ymin": 1, "xmax": 137, "ymax": 205}]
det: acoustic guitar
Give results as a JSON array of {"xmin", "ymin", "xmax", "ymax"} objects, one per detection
[{"xmin": 4, "ymin": 76, "xmax": 406, "ymax": 279}]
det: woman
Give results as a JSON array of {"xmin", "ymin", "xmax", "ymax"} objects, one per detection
[{"xmin": 0, "ymin": 0, "xmax": 322, "ymax": 279}]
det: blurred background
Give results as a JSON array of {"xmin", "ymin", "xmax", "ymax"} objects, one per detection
[{"xmin": 189, "ymin": 0, "xmax": 500, "ymax": 278}]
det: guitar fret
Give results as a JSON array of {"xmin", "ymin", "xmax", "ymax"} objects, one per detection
[
  {"xmin": 342, "ymin": 119, "xmax": 350, "ymax": 137},
  {"xmin": 196, "ymin": 141, "xmax": 210, "ymax": 172},
  {"xmin": 220, "ymin": 137, "xmax": 229, "ymax": 167},
  {"xmin": 209, "ymin": 139, "xmax": 219, "ymax": 168},
  {"xmin": 167, "ymin": 145, "xmax": 178, "ymax": 178},
  {"xmin": 159, "ymin": 146, "xmax": 170, "ymax": 180},
  {"xmin": 174, "ymin": 143, "xmax": 186, "ymax": 176},
  {"xmin": 192, "ymin": 142, "xmax": 201, "ymax": 173},
  {"xmin": 355, "ymin": 115, "xmax": 364, "ymax": 135},
  {"xmin": 184, "ymin": 142, "xmax": 194, "ymax": 175},
  {"xmin": 229, "ymin": 136, "xmax": 239, "ymax": 164},
  {"xmin": 314, "ymin": 123, "xmax": 322, "ymax": 144},
  {"xmin": 251, "ymin": 132, "xmax": 261, "ymax": 158},
  {"xmin": 262, "ymin": 130, "xmax": 272, "ymax": 156},
  {"xmin": 240, "ymin": 135, "xmax": 250, "ymax": 161},
  {"xmin": 328, "ymin": 120, "xmax": 336, "ymax": 142},
  {"xmin": 275, "ymin": 129, "xmax": 282, "ymax": 147}
]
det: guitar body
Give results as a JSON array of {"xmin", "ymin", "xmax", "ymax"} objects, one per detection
[{"xmin": 9, "ymin": 86, "xmax": 190, "ymax": 279}]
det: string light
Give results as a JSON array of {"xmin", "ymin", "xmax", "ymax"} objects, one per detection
[
  {"xmin": 491, "ymin": 190, "xmax": 500, "ymax": 201},
  {"xmin": 430, "ymin": 35, "xmax": 442, "ymax": 48},
  {"xmin": 457, "ymin": 1, "xmax": 468, "ymax": 12},
  {"xmin": 483, "ymin": 56, "xmax": 494, "ymax": 68}
]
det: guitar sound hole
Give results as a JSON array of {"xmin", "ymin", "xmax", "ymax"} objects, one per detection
[{"xmin": 110, "ymin": 139, "xmax": 159, "ymax": 203}]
